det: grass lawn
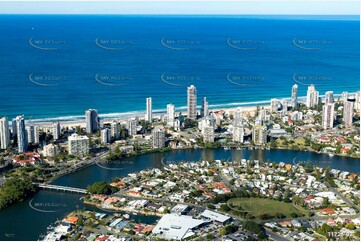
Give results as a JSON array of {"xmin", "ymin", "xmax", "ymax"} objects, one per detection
[
  {"xmin": 294, "ymin": 137, "xmax": 306, "ymax": 146},
  {"xmin": 227, "ymin": 197, "xmax": 304, "ymax": 218}
]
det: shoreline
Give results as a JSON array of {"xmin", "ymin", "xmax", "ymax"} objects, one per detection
[
  {"xmin": 84, "ymin": 201, "xmax": 163, "ymax": 217},
  {"xmin": 13, "ymin": 91, "xmax": 358, "ymax": 127}
]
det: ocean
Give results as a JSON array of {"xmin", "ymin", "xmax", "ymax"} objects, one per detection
[{"xmin": 0, "ymin": 15, "xmax": 359, "ymax": 122}]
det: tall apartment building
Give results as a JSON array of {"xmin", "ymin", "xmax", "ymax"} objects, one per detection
[
  {"xmin": 343, "ymin": 97, "xmax": 355, "ymax": 126},
  {"xmin": 252, "ymin": 125, "xmax": 267, "ymax": 145},
  {"xmin": 291, "ymin": 84, "xmax": 298, "ymax": 108},
  {"xmin": 0, "ymin": 117, "xmax": 10, "ymax": 149},
  {"xmin": 85, "ymin": 109, "xmax": 99, "ymax": 134},
  {"xmin": 15, "ymin": 115, "xmax": 28, "ymax": 153},
  {"xmin": 152, "ymin": 126, "xmax": 165, "ymax": 148},
  {"xmin": 166, "ymin": 103, "xmax": 175, "ymax": 127},
  {"xmin": 145, "ymin": 97, "xmax": 153, "ymax": 123},
  {"xmin": 322, "ymin": 103, "xmax": 335, "ymax": 129},
  {"xmin": 68, "ymin": 133, "xmax": 89, "ymax": 156},
  {"xmin": 187, "ymin": 85, "xmax": 197, "ymax": 120},
  {"xmin": 306, "ymin": 85, "xmax": 319, "ymax": 108}
]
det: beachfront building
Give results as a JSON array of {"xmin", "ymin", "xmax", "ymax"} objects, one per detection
[
  {"xmin": 187, "ymin": 85, "xmax": 197, "ymax": 120},
  {"xmin": 101, "ymin": 128, "xmax": 111, "ymax": 144},
  {"xmin": 201, "ymin": 97, "xmax": 208, "ymax": 117},
  {"xmin": 85, "ymin": 109, "xmax": 99, "ymax": 134},
  {"xmin": 166, "ymin": 103, "xmax": 175, "ymax": 127},
  {"xmin": 234, "ymin": 107, "xmax": 242, "ymax": 126},
  {"xmin": 68, "ymin": 133, "xmax": 89, "ymax": 156},
  {"xmin": 270, "ymin": 98, "xmax": 279, "ymax": 113},
  {"xmin": 15, "ymin": 115, "xmax": 28, "ymax": 153},
  {"xmin": 325, "ymin": 91, "xmax": 334, "ymax": 104},
  {"xmin": 355, "ymin": 92, "xmax": 360, "ymax": 111},
  {"xmin": 281, "ymin": 99, "xmax": 288, "ymax": 113},
  {"xmin": 34, "ymin": 126, "xmax": 40, "ymax": 144},
  {"xmin": 26, "ymin": 125, "xmax": 35, "ymax": 143},
  {"xmin": 291, "ymin": 84, "xmax": 298, "ymax": 108},
  {"xmin": 53, "ymin": 122, "xmax": 61, "ymax": 140},
  {"xmin": 322, "ymin": 103, "xmax": 335, "ymax": 130},
  {"xmin": 306, "ymin": 85, "xmax": 319, "ymax": 108},
  {"xmin": 252, "ymin": 125, "xmax": 267, "ymax": 145},
  {"xmin": 152, "ymin": 126, "xmax": 165, "ymax": 148},
  {"xmin": 342, "ymin": 91, "xmax": 349, "ymax": 104},
  {"xmin": 343, "ymin": 97, "xmax": 355, "ymax": 126},
  {"xmin": 110, "ymin": 121, "xmax": 120, "ymax": 140},
  {"xmin": 127, "ymin": 118, "xmax": 138, "ymax": 137},
  {"xmin": 0, "ymin": 117, "xmax": 10, "ymax": 150},
  {"xmin": 11, "ymin": 118, "xmax": 17, "ymax": 140},
  {"xmin": 145, "ymin": 97, "xmax": 153, "ymax": 123},
  {"xmin": 0, "ymin": 117, "xmax": 10, "ymax": 149}
]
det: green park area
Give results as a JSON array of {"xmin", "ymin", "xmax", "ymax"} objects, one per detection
[{"xmin": 227, "ymin": 198, "xmax": 305, "ymax": 219}]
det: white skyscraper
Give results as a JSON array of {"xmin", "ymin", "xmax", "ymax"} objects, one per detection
[
  {"xmin": 234, "ymin": 107, "xmax": 243, "ymax": 126},
  {"xmin": 127, "ymin": 118, "xmax": 138, "ymax": 136},
  {"xmin": 85, "ymin": 109, "xmax": 99, "ymax": 134},
  {"xmin": 233, "ymin": 125, "xmax": 244, "ymax": 143},
  {"xmin": 53, "ymin": 122, "xmax": 61, "ymax": 140},
  {"xmin": 187, "ymin": 85, "xmax": 197, "ymax": 120},
  {"xmin": 101, "ymin": 128, "xmax": 111, "ymax": 144},
  {"xmin": 26, "ymin": 126, "xmax": 35, "ymax": 143},
  {"xmin": 34, "ymin": 126, "xmax": 40, "ymax": 143},
  {"xmin": 281, "ymin": 99, "xmax": 288, "ymax": 112},
  {"xmin": 306, "ymin": 85, "xmax": 319, "ymax": 108},
  {"xmin": 343, "ymin": 97, "xmax": 355, "ymax": 126},
  {"xmin": 0, "ymin": 117, "xmax": 10, "ymax": 150},
  {"xmin": 15, "ymin": 115, "xmax": 27, "ymax": 153},
  {"xmin": 291, "ymin": 84, "xmax": 298, "ymax": 108},
  {"xmin": 325, "ymin": 91, "xmax": 334, "ymax": 104},
  {"xmin": 252, "ymin": 125, "xmax": 267, "ymax": 145},
  {"xmin": 145, "ymin": 97, "xmax": 153, "ymax": 123},
  {"xmin": 110, "ymin": 121, "xmax": 120, "ymax": 140},
  {"xmin": 202, "ymin": 124, "xmax": 215, "ymax": 143},
  {"xmin": 152, "ymin": 126, "xmax": 165, "ymax": 148},
  {"xmin": 322, "ymin": 103, "xmax": 335, "ymax": 130},
  {"xmin": 355, "ymin": 92, "xmax": 360, "ymax": 111},
  {"xmin": 201, "ymin": 97, "xmax": 208, "ymax": 117},
  {"xmin": 270, "ymin": 98, "xmax": 279, "ymax": 113},
  {"xmin": 68, "ymin": 133, "xmax": 89, "ymax": 156},
  {"xmin": 166, "ymin": 104, "xmax": 175, "ymax": 127},
  {"xmin": 341, "ymin": 91, "xmax": 349, "ymax": 104}
]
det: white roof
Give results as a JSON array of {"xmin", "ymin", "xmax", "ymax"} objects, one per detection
[
  {"xmin": 201, "ymin": 209, "xmax": 231, "ymax": 223},
  {"xmin": 152, "ymin": 214, "xmax": 206, "ymax": 240}
]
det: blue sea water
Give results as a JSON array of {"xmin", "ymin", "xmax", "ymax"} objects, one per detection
[{"xmin": 0, "ymin": 15, "xmax": 359, "ymax": 121}]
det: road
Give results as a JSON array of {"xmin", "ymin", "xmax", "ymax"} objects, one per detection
[
  {"xmin": 265, "ymin": 228, "xmax": 290, "ymax": 241},
  {"xmin": 324, "ymin": 182, "xmax": 359, "ymax": 211}
]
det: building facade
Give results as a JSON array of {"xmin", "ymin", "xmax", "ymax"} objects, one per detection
[
  {"xmin": 187, "ymin": 85, "xmax": 197, "ymax": 120},
  {"xmin": 0, "ymin": 117, "xmax": 10, "ymax": 150},
  {"xmin": 68, "ymin": 133, "xmax": 89, "ymax": 156}
]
